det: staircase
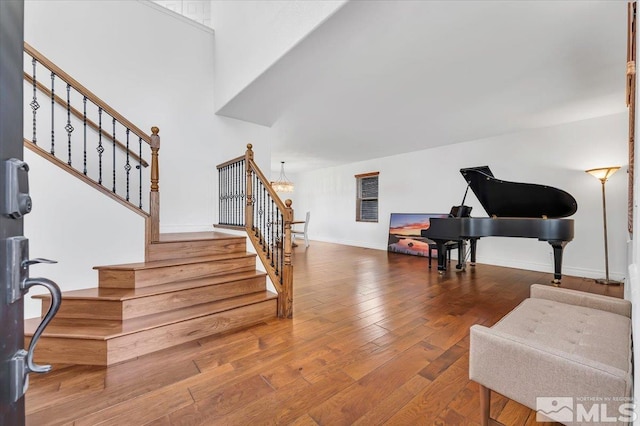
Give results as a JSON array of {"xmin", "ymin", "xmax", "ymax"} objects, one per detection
[
  {"xmin": 22, "ymin": 44, "xmax": 290, "ymax": 367},
  {"xmin": 25, "ymin": 232, "xmax": 278, "ymax": 366}
]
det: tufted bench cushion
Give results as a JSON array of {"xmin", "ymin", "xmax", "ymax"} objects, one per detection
[{"xmin": 469, "ymin": 284, "xmax": 632, "ymax": 425}]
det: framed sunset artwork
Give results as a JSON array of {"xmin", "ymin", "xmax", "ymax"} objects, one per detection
[{"xmin": 387, "ymin": 213, "xmax": 449, "ymax": 257}]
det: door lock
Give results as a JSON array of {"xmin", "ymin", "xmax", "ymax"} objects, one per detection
[{"xmin": 2, "ymin": 158, "xmax": 32, "ymax": 218}]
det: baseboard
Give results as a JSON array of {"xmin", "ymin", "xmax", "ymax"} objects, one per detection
[
  {"xmin": 475, "ymin": 256, "xmax": 626, "ymax": 282},
  {"xmin": 309, "ymin": 236, "xmax": 385, "ymax": 251}
]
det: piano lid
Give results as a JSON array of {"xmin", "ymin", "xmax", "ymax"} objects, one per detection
[{"xmin": 460, "ymin": 166, "xmax": 578, "ymax": 218}]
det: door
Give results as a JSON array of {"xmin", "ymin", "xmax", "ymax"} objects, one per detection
[
  {"xmin": 1, "ymin": 3, "xmax": 62, "ymax": 424},
  {"xmin": 0, "ymin": 1, "xmax": 27, "ymax": 424}
]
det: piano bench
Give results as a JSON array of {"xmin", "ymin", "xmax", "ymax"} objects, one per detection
[
  {"xmin": 469, "ymin": 284, "xmax": 632, "ymax": 426},
  {"xmin": 427, "ymin": 241, "xmax": 459, "ymax": 269}
]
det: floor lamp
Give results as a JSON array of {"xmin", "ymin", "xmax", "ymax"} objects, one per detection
[{"xmin": 585, "ymin": 166, "xmax": 622, "ymax": 285}]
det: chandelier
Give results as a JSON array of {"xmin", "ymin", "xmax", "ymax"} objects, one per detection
[{"xmin": 271, "ymin": 161, "xmax": 294, "ymax": 193}]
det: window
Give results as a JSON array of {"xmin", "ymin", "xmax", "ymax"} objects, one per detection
[{"xmin": 356, "ymin": 172, "xmax": 379, "ymax": 222}]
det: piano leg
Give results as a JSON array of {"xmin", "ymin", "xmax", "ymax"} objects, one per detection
[
  {"xmin": 435, "ymin": 240, "xmax": 447, "ymax": 273},
  {"xmin": 455, "ymin": 240, "xmax": 466, "ymax": 271},
  {"xmin": 470, "ymin": 238, "xmax": 477, "ymax": 266},
  {"xmin": 548, "ymin": 240, "xmax": 568, "ymax": 286}
]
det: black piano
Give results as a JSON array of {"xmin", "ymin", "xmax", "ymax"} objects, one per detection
[{"xmin": 421, "ymin": 166, "xmax": 577, "ymax": 283}]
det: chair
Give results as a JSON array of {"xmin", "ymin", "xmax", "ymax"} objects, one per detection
[{"xmin": 291, "ymin": 211, "xmax": 310, "ymax": 247}]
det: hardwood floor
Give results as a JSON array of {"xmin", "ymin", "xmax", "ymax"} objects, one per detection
[{"xmin": 25, "ymin": 241, "xmax": 624, "ymax": 425}]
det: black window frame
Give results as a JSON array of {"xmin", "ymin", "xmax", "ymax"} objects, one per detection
[{"xmin": 355, "ymin": 172, "xmax": 379, "ymax": 223}]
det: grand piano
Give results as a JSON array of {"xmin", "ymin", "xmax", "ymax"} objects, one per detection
[{"xmin": 421, "ymin": 166, "xmax": 577, "ymax": 283}]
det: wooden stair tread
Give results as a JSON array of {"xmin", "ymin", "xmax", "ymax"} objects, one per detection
[
  {"xmin": 93, "ymin": 252, "xmax": 255, "ymax": 271},
  {"xmin": 32, "ymin": 271, "xmax": 267, "ymax": 301},
  {"xmin": 155, "ymin": 231, "xmax": 244, "ymax": 243},
  {"xmin": 25, "ymin": 291, "xmax": 277, "ymax": 340}
]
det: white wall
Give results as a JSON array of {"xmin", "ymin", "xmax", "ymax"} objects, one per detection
[
  {"xmin": 23, "ymin": 152, "xmax": 146, "ymax": 319},
  {"xmin": 22, "ymin": 0, "xmax": 274, "ymax": 317},
  {"xmin": 293, "ymin": 113, "xmax": 628, "ymax": 281},
  {"xmin": 211, "ymin": 0, "xmax": 346, "ymax": 110}
]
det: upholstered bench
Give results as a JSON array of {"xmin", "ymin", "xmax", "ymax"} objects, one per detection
[{"xmin": 469, "ymin": 284, "xmax": 632, "ymax": 426}]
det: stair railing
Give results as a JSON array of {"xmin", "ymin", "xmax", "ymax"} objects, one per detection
[
  {"xmin": 23, "ymin": 42, "xmax": 161, "ymax": 244},
  {"xmin": 216, "ymin": 144, "xmax": 294, "ymax": 318}
]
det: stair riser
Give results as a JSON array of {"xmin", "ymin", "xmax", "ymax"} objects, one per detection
[
  {"xmin": 41, "ymin": 299, "xmax": 122, "ymax": 321},
  {"xmin": 42, "ymin": 277, "xmax": 267, "ymax": 320},
  {"xmin": 29, "ymin": 299, "xmax": 277, "ymax": 366},
  {"xmin": 147, "ymin": 239, "xmax": 246, "ymax": 262},
  {"xmin": 99, "ymin": 256, "xmax": 257, "ymax": 289},
  {"xmin": 122, "ymin": 277, "xmax": 266, "ymax": 319},
  {"xmin": 25, "ymin": 337, "xmax": 106, "ymax": 366}
]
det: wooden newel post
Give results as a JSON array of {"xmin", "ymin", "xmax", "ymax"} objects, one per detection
[
  {"xmin": 150, "ymin": 126, "xmax": 160, "ymax": 242},
  {"xmin": 281, "ymin": 199, "xmax": 294, "ymax": 318},
  {"xmin": 245, "ymin": 144, "xmax": 254, "ymax": 230}
]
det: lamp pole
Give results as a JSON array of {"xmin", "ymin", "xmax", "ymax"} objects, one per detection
[
  {"xmin": 586, "ymin": 166, "xmax": 621, "ymax": 286},
  {"xmin": 600, "ymin": 178, "xmax": 612, "ymax": 283}
]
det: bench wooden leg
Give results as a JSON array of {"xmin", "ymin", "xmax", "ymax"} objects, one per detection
[{"xmin": 479, "ymin": 384, "xmax": 490, "ymax": 426}]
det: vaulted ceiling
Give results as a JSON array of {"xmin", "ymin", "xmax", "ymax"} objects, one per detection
[{"xmin": 216, "ymin": 1, "xmax": 627, "ymax": 173}]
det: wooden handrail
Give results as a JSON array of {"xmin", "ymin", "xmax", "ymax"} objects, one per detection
[
  {"xmin": 24, "ymin": 42, "xmax": 151, "ymax": 145},
  {"xmin": 247, "ymin": 157, "xmax": 291, "ymax": 216},
  {"xmin": 216, "ymin": 155, "xmax": 245, "ymax": 170},
  {"xmin": 24, "ymin": 72, "xmax": 149, "ymax": 168}
]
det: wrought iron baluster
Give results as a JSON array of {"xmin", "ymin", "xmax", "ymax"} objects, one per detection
[
  {"xmin": 237, "ymin": 163, "xmax": 241, "ymax": 226},
  {"xmin": 50, "ymin": 72, "xmax": 55, "ymax": 154},
  {"xmin": 275, "ymin": 210, "xmax": 280, "ymax": 276},
  {"xmin": 97, "ymin": 108, "xmax": 103, "ymax": 184},
  {"xmin": 253, "ymin": 175, "xmax": 258, "ymax": 234},
  {"xmin": 30, "ymin": 58, "xmax": 39, "ymax": 145},
  {"xmin": 223, "ymin": 165, "xmax": 228, "ymax": 225},
  {"xmin": 260, "ymin": 183, "xmax": 266, "ymax": 245},
  {"xmin": 228, "ymin": 165, "xmax": 232, "ymax": 225},
  {"xmin": 138, "ymin": 137, "xmax": 143, "ymax": 209},
  {"xmin": 269, "ymin": 194, "xmax": 275, "ymax": 259},
  {"xmin": 112, "ymin": 118, "xmax": 116, "ymax": 193},
  {"xmin": 231, "ymin": 163, "xmax": 235, "ymax": 225},
  {"xmin": 253, "ymin": 174, "xmax": 258, "ymax": 234},
  {"xmin": 233, "ymin": 162, "xmax": 237, "ymax": 226},
  {"xmin": 227, "ymin": 164, "xmax": 235, "ymax": 225},
  {"xmin": 278, "ymin": 211, "xmax": 283, "ymax": 279},
  {"xmin": 218, "ymin": 166, "xmax": 222, "ymax": 224},
  {"xmin": 82, "ymin": 97, "xmax": 87, "ymax": 174},
  {"xmin": 260, "ymin": 184, "xmax": 266, "ymax": 246},
  {"xmin": 269, "ymin": 199, "xmax": 275, "ymax": 266},
  {"xmin": 236, "ymin": 162, "xmax": 241, "ymax": 226},
  {"xmin": 65, "ymin": 84, "xmax": 74, "ymax": 165},
  {"xmin": 260, "ymin": 178, "xmax": 264, "ymax": 237},
  {"xmin": 222, "ymin": 165, "xmax": 227, "ymax": 225},
  {"xmin": 228, "ymin": 164, "xmax": 231, "ymax": 225},
  {"xmin": 252, "ymin": 172, "xmax": 257, "ymax": 232},
  {"xmin": 241, "ymin": 160, "xmax": 246, "ymax": 226},
  {"xmin": 124, "ymin": 129, "xmax": 131, "ymax": 201}
]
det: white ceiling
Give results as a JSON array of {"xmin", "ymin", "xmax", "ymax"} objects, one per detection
[{"xmin": 216, "ymin": 1, "xmax": 628, "ymax": 173}]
